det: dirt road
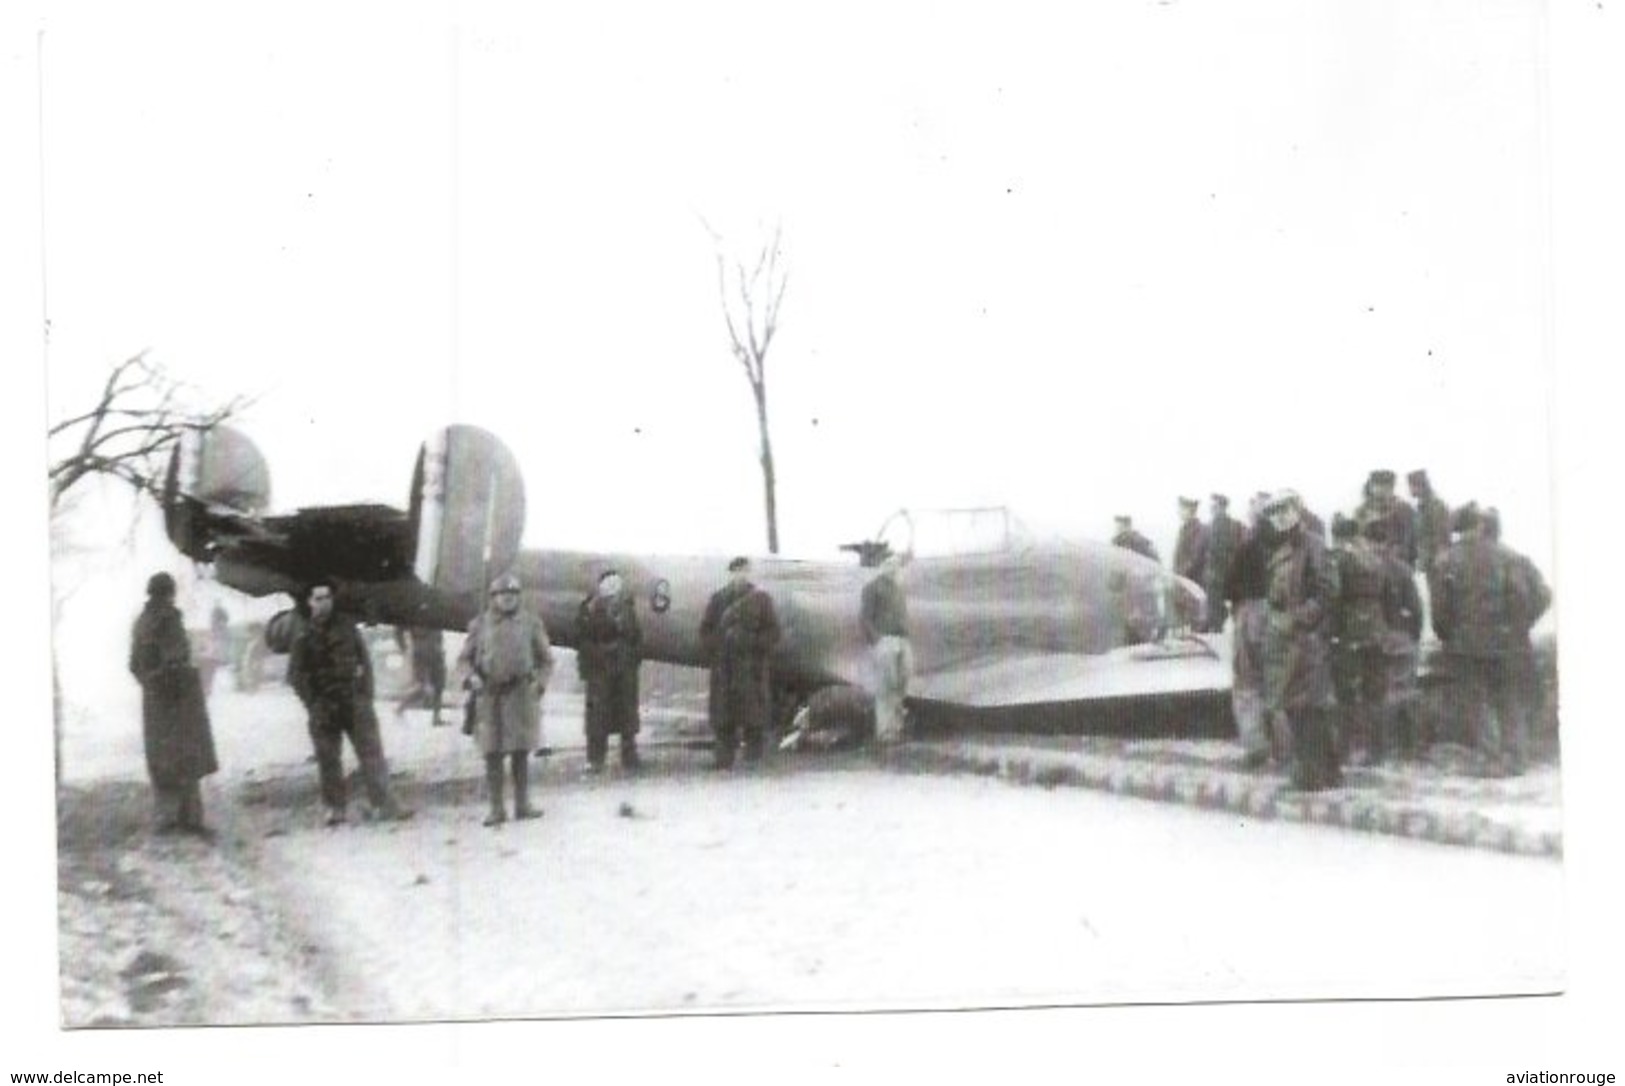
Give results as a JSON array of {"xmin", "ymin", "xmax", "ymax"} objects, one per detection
[{"xmin": 56, "ymin": 683, "xmax": 1563, "ymax": 1026}]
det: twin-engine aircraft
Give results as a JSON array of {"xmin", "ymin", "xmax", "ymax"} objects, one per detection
[{"xmin": 161, "ymin": 425, "xmax": 1231, "ymax": 737}]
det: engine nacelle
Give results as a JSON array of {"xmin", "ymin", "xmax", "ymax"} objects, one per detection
[
  {"xmin": 408, "ymin": 425, "xmax": 527, "ymax": 596},
  {"xmin": 162, "ymin": 425, "xmax": 272, "ymax": 562}
]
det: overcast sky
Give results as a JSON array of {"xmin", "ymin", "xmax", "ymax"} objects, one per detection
[{"xmin": 42, "ymin": 0, "xmax": 1556, "ymax": 572}]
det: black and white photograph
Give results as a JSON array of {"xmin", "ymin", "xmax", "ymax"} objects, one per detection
[{"xmin": 8, "ymin": 0, "xmax": 1622, "ymax": 1080}]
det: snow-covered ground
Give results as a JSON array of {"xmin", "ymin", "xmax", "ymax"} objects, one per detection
[{"xmin": 56, "ymin": 684, "xmax": 1563, "ymax": 1026}]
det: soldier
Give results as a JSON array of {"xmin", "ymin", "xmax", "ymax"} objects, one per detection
[
  {"xmin": 1431, "ymin": 506, "xmax": 1549, "ymax": 775},
  {"xmin": 200, "ymin": 602, "xmax": 231, "ymax": 697},
  {"xmin": 459, "ymin": 573, "xmax": 555, "ymax": 824},
  {"xmin": 576, "ymin": 569, "xmax": 643, "ymax": 774},
  {"xmin": 128, "ymin": 572, "xmax": 219, "ymax": 837},
  {"xmin": 1111, "ymin": 515, "xmax": 1159, "ymax": 562},
  {"xmin": 1329, "ymin": 516, "xmax": 1421, "ymax": 766},
  {"xmin": 699, "ymin": 557, "xmax": 782, "ymax": 768},
  {"xmin": 1495, "ymin": 513, "xmax": 1554, "ymax": 763},
  {"xmin": 289, "ymin": 581, "xmax": 412, "ymax": 827},
  {"xmin": 394, "ymin": 625, "xmax": 448, "ymax": 727},
  {"xmin": 1261, "ymin": 490, "xmax": 1342, "ymax": 790},
  {"xmin": 1223, "ymin": 494, "xmax": 1275, "ymax": 768},
  {"xmin": 1203, "ymin": 493, "xmax": 1244, "ymax": 633},
  {"xmin": 1407, "ymin": 469, "xmax": 1452, "ymax": 580},
  {"xmin": 860, "ymin": 552, "xmax": 912, "ymax": 744},
  {"xmin": 1356, "ymin": 469, "xmax": 1418, "ymax": 569},
  {"xmin": 1172, "ymin": 497, "xmax": 1209, "ymax": 589}
]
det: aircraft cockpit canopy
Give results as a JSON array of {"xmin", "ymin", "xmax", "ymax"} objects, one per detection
[{"xmin": 869, "ymin": 506, "xmax": 1035, "ymax": 562}]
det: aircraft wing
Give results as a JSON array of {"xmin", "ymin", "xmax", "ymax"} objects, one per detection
[{"xmin": 910, "ymin": 635, "xmax": 1231, "ymax": 709}]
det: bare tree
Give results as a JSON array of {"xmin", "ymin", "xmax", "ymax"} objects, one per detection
[
  {"xmin": 48, "ymin": 350, "xmax": 250, "ymax": 512},
  {"xmin": 47, "ymin": 351, "xmax": 250, "ymax": 784},
  {"xmin": 703, "ymin": 220, "xmax": 790, "ymax": 554}
]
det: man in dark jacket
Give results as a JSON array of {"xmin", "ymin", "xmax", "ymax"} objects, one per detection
[
  {"xmin": 289, "ymin": 581, "xmax": 412, "ymax": 826},
  {"xmin": 1261, "ymin": 490, "xmax": 1342, "ymax": 790},
  {"xmin": 1357, "ymin": 469, "xmax": 1418, "ymax": 570},
  {"xmin": 1330, "ymin": 516, "xmax": 1422, "ymax": 765},
  {"xmin": 1111, "ymin": 516, "xmax": 1159, "ymax": 562},
  {"xmin": 1223, "ymin": 494, "xmax": 1275, "ymax": 767},
  {"xmin": 699, "ymin": 557, "xmax": 782, "ymax": 768},
  {"xmin": 1369, "ymin": 519, "xmax": 1426, "ymax": 759},
  {"xmin": 1407, "ymin": 469, "xmax": 1452, "ymax": 578},
  {"xmin": 1203, "ymin": 493, "xmax": 1245, "ymax": 633},
  {"xmin": 129, "ymin": 572, "xmax": 219, "ymax": 837},
  {"xmin": 576, "ymin": 569, "xmax": 643, "ymax": 773},
  {"xmin": 1431, "ymin": 506, "xmax": 1551, "ymax": 775},
  {"xmin": 1172, "ymin": 496, "xmax": 1209, "ymax": 591}
]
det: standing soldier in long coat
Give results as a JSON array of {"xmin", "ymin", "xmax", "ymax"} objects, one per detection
[
  {"xmin": 1172, "ymin": 496, "xmax": 1209, "ymax": 587},
  {"xmin": 1356, "ymin": 469, "xmax": 1418, "ymax": 570},
  {"xmin": 1330, "ymin": 516, "xmax": 1421, "ymax": 766},
  {"xmin": 576, "ymin": 569, "xmax": 643, "ymax": 774},
  {"xmin": 1203, "ymin": 494, "xmax": 1245, "ymax": 633},
  {"xmin": 394, "ymin": 625, "xmax": 448, "ymax": 727},
  {"xmin": 128, "ymin": 572, "xmax": 219, "ymax": 836},
  {"xmin": 1224, "ymin": 494, "xmax": 1276, "ymax": 768},
  {"xmin": 1261, "ymin": 490, "xmax": 1342, "ymax": 790},
  {"xmin": 289, "ymin": 581, "xmax": 412, "ymax": 827},
  {"xmin": 699, "ymin": 557, "xmax": 782, "ymax": 768},
  {"xmin": 1407, "ymin": 470, "xmax": 1452, "ymax": 580},
  {"xmin": 460, "ymin": 572, "xmax": 555, "ymax": 824},
  {"xmin": 1431, "ymin": 506, "xmax": 1550, "ymax": 775}
]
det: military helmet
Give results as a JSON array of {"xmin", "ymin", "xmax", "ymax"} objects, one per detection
[{"xmin": 488, "ymin": 572, "xmax": 523, "ymax": 596}]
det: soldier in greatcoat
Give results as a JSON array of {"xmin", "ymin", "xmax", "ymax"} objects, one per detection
[
  {"xmin": 1330, "ymin": 516, "xmax": 1421, "ymax": 765},
  {"xmin": 128, "ymin": 572, "xmax": 219, "ymax": 836},
  {"xmin": 394, "ymin": 625, "xmax": 448, "ymax": 727},
  {"xmin": 1407, "ymin": 469, "xmax": 1452, "ymax": 579},
  {"xmin": 1203, "ymin": 493, "xmax": 1245, "ymax": 633},
  {"xmin": 1356, "ymin": 469, "xmax": 1418, "ymax": 570},
  {"xmin": 1172, "ymin": 496, "xmax": 1209, "ymax": 588},
  {"xmin": 1261, "ymin": 490, "xmax": 1343, "ymax": 790},
  {"xmin": 289, "ymin": 581, "xmax": 412, "ymax": 827},
  {"xmin": 699, "ymin": 557, "xmax": 781, "ymax": 768},
  {"xmin": 1431, "ymin": 506, "xmax": 1550, "ymax": 775},
  {"xmin": 459, "ymin": 572, "xmax": 555, "ymax": 824},
  {"xmin": 576, "ymin": 569, "xmax": 643, "ymax": 773},
  {"xmin": 1223, "ymin": 494, "xmax": 1277, "ymax": 768}
]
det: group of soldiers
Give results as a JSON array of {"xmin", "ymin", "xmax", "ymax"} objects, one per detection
[
  {"xmin": 1116, "ymin": 468, "xmax": 1553, "ymax": 789},
  {"xmin": 278, "ymin": 555, "xmax": 883, "ymax": 828}
]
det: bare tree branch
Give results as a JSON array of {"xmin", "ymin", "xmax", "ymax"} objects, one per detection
[
  {"xmin": 48, "ymin": 351, "xmax": 254, "ymax": 512},
  {"xmin": 701, "ymin": 219, "xmax": 790, "ymax": 553}
]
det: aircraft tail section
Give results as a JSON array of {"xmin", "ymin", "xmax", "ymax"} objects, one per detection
[{"xmin": 409, "ymin": 425, "xmax": 526, "ymax": 597}]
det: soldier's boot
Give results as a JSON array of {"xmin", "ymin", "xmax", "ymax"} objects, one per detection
[
  {"xmin": 512, "ymin": 755, "xmax": 541, "ymax": 819},
  {"xmin": 483, "ymin": 755, "xmax": 507, "ymax": 826},
  {"xmin": 620, "ymin": 734, "xmax": 642, "ymax": 773}
]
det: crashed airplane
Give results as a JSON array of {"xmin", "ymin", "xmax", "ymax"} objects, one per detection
[{"xmin": 160, "ymin": 424, "xmax": 1232, "ymax": 739}]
